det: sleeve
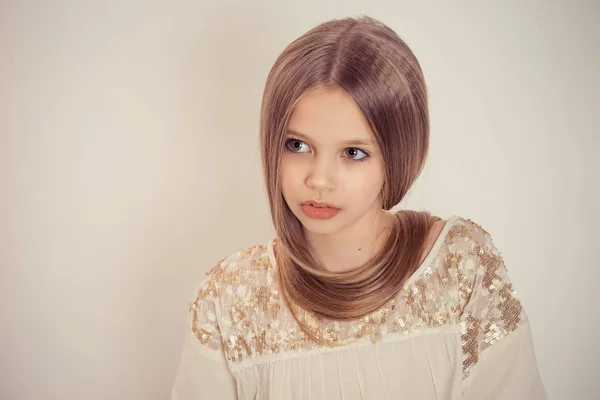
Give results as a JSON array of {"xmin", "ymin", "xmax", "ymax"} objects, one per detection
[
  {"xmin": 170, "ymin": 286, "xmax": 238, "ymax": 400},
  {"xmin": 460, "ymin": 222, "xmax": 547, "ymax": 399}
]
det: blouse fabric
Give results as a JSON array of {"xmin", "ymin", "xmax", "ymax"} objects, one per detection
[{"xmin": 170, "ymin": 215, "xmax": 547, "ymax": 399}]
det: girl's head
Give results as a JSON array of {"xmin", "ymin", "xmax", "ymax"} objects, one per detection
[
  {"xmin": 260, "ymin": 16, "xmax": 429, "ymax": 238},
  {"xmin": 259, "ymin": 16, "xmax": 436, "ymax": 332}
]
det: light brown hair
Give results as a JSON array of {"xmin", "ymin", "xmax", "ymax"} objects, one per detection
[{"xmin": 259, "ymin": 16, "xmax": 440, "ymax": 344}]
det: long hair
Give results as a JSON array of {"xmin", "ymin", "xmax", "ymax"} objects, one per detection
[{"xmin": 259, "ymin": 16, "xmax": 439, "ymax": 344}]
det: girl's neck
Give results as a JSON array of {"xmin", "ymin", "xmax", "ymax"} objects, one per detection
[{"xmin": 304, "ymin": 209, "xmax": 397, "ymax": 273}]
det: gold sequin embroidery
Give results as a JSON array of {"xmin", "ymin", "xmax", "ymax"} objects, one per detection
[
  {"xmin": 284, "ymin": 329, "xmax": 312, "ymax": 351},
  {"xmin": 190, "ymin": 302, "xmax": 214, "ymax": 344},
  {"xmin": 446, "ymin": 224, "xmax": 472, "ymax": 245},
  {"xmin": 190, "ymin": 298, "xmax": 221, "ymax": 349},
  {"xmin": 461, "ymin": 314, "xmax": 480, "ymax": 378},
  {"xmin": 224, "ymin": 334, "xmax": 252, "ymax": 363},
  {"xmin": 251, "ymin": 255, "xmax": 273, "ymax": 272},
  {"xmin": 460, "ymin": 229, "xmax": 524, "ymax": 379},
  {"xmin": 464, "ymin": 218, "xmax": 490, "ymax": 236},
  {"xmin": 198, "ymin": 262, "xmax": 246, "ymax": 300},
  {"xmin": 251, "ymin": 285, "xmax": 281, "ymax": 320},
  {"xmin": 239, "ymin": 244, "xmax": 266, "ymax": 258},
  {"xmin": 253, "ymin": 325, "xmax": 281, "ymax": 355}
]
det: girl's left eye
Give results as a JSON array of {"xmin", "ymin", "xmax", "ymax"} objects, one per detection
[
  {"xmin": 345, "ymin": 148, "xmax": 368, "ymax": 161},
  {"xmin": 285, "ymin": 139, "xmax": 310, "ymax": 153}
]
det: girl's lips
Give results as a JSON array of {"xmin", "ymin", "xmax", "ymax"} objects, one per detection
[
  {"xmin": 300, "ymin": 204, "xmax": 341, "ymax": 220},
  {"xmin": 301, "ymin": 200, "xmax": 340, "ymax": 209}
]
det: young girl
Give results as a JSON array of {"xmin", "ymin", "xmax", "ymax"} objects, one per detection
[{"xmin": 171, "ymin": 16, "xmax": 547, "ymax": 399}]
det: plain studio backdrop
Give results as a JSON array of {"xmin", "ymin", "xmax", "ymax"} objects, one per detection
[{"xmin": 1, "ymin": 1, "xmax": 598, "ymax": 399}]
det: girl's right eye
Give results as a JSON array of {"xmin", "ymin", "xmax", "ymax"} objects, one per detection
[{"xmin": 285, "ymin": 138, "xmax": 310, "ymax": 153}]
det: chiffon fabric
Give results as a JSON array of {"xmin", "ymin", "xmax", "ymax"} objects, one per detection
[{"xmin": 171, "ymin": 215, "xmax": 547, "ymax": 399}]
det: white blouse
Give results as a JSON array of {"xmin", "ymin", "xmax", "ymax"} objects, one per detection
[{"xmin": 170, "ymin": 215, "xmax": 547, "ymax": 399}]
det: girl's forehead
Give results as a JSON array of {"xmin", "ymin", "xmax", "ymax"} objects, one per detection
[{"xmin": 288, "ymin": 87, "xmax": 376, "ymax": 144}]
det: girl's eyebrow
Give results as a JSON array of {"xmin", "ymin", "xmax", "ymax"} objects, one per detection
[{"xmin": 286, "ymin": 129, "xmax": 375, "ymax": 146}]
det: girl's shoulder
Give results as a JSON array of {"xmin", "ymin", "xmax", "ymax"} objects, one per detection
[
  {"xmin": 185, "ymin": 242, "xmax": 275, "ymax": 352},
  {"xmin": 419, "ymin": 214, "xmax": 496, "ymax": 257},
  {"xmin": 193, "ymin": 242, "xmax": 275, "ymax": 305}
]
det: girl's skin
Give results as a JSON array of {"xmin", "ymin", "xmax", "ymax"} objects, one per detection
[{"xmin": 280, "ymin": 86, "xmax": 445, "ymax": 273}]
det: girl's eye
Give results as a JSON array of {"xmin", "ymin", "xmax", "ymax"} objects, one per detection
[
  {"xmin": 345, "ymin": 148, "xmax": 368, "ymax": 161},
  {"xmin": 285, "ymin": 139, "xmax": 310, "ymax": 153}
]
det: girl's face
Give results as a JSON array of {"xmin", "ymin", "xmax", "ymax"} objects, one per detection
[{"xmin": 280, "ymin": 86, "xmax": 387, "ymax": 236}]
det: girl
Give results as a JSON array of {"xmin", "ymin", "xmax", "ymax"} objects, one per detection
[{"xmin": 171, "ymin": 16, "xmax": 547, "ymax": 399}]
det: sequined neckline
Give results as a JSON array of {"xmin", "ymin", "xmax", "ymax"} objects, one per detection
[{"xmin": 266, "ymin": 214, "xmax": 460, "ymax": 283}]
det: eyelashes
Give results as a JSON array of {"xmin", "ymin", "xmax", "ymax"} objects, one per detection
[{"xmin": 284, "ymin": 137, "xmax": 370, "ymax": 162}]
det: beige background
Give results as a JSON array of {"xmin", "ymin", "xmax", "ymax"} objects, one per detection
[{"xmin": 1, "ymin": 1, "xmax": 598, "ymax": 399}]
